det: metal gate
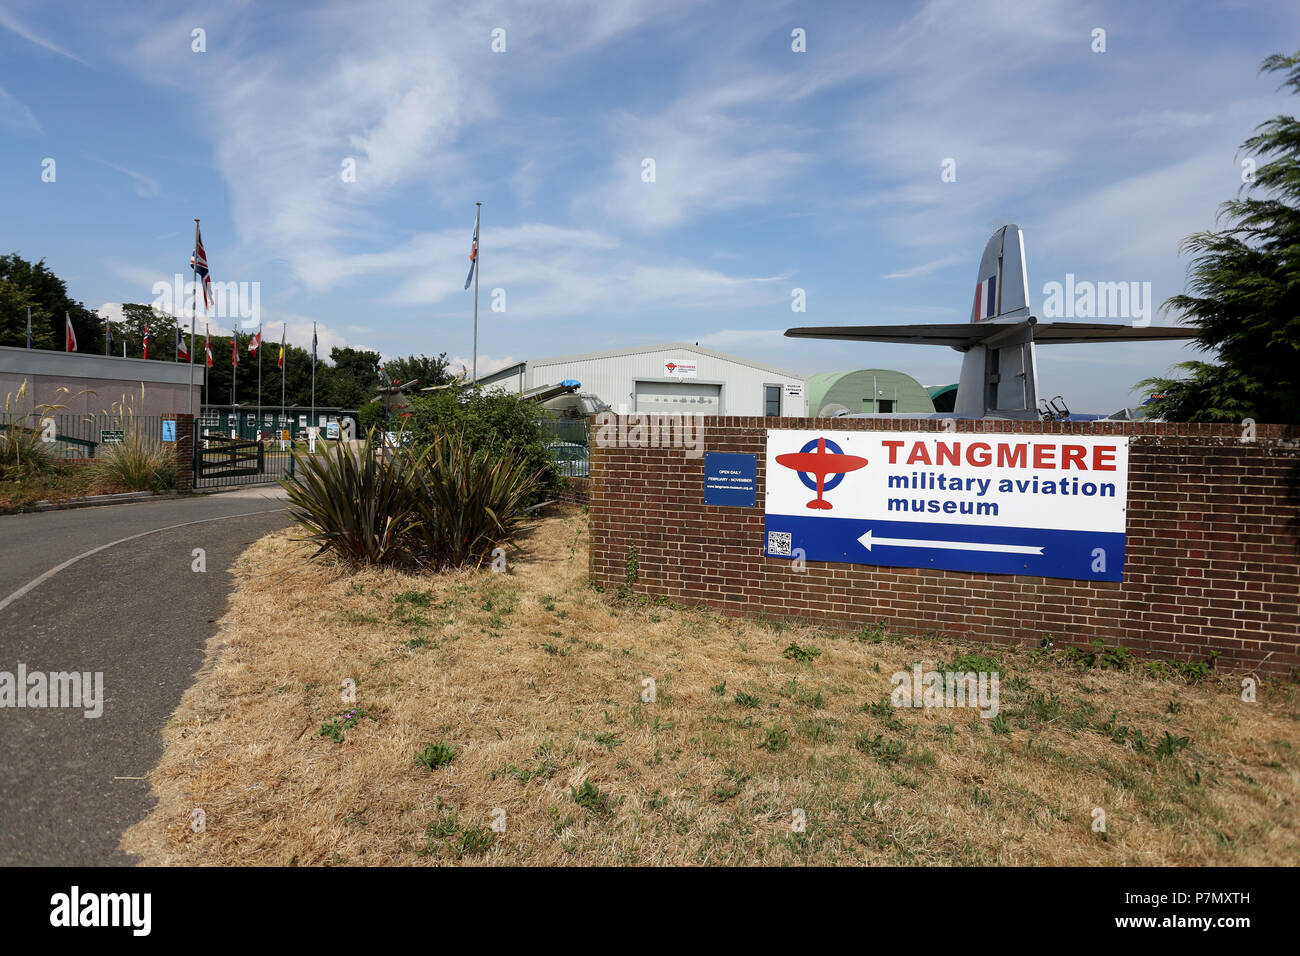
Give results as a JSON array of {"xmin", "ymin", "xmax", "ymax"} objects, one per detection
[{"xmin": 193, "ymin": 422, "xmax": 294, "ymax": 488}]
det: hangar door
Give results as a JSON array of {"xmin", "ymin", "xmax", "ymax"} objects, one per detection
[{"xmin": 633, "ymin": 380, "xmax": 721, "ymax": 415}]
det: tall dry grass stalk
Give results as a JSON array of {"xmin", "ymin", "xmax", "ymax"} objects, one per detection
[
  {"xmin": 93, "ymin": 385, "xmax": 176, "ymax": 492},
  {"xmin": 0, "ymin": 379, "xmax": 81, "ymax": 477}
]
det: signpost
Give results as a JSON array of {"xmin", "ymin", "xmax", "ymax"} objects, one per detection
[
  {"xmin": 763, "ymin": 429, "xmax": 1129, "ymax": 581},
  {"xmin": 704, "ymin": 453, "xmax": 757, "ymax": 507}
]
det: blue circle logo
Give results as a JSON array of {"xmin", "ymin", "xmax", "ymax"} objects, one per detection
[{"xmin": 795, "ymin": 437, "xmax": 849, "ymax": 492}]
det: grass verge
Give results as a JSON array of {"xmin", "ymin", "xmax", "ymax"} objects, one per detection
[
  {"xmin": 0, "ymin": 461, "xmax": 127, "ymax": 511},
  {"xmin": 121, "ymin": 506, "xmax": 1300, "ymax": 865}
]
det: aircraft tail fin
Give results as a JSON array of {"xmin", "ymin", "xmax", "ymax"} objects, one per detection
[
  {"xmin": 972, "ymin": 224, "xmax": 1032, "ymax": 323},
  {"xmin": 957, "ymin": 224, "xmax": 1038, "ymax": 415}
]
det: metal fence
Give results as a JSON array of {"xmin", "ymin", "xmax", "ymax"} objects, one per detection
[
  {"xmin": 198, "ymin": 405, "xmax": 359, "ymax": 442},
  {"xmin": 537, "ymin": 417, "xmax": 590, "ymax": 477},
  {"xmin": 193, "ymin": 421, "xmax": 295, "ymax": 489},
  {"xmin": 0, "ymin": 412, "xmax": 162, "ymax": 459},
  {"xmin": 537, "ymin": 417, "xmax": 590, "ymax": 446}
]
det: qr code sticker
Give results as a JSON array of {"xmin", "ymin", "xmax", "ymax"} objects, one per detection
[{"xmin": 767, "ymin": 531, "xmax": 793, "ymax": 556}]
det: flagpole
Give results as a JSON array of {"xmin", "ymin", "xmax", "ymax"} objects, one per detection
[
  {"xmin": 311, "ymin": 321, "xmax": 316, "ymax": 433},
  {"xmin": 280, "ymin": 323, "xmax": 286, "ymax": 435},
  {"xmin": 472, "ymin": 201, "xmax": 481, "ymax": 384},
  {"xmin": 257, "ymin": 322, "xmax": 263, "ymax": 440},
  {"xmin": 204, "ymin": 324, "xmax": 210, "ymax": 409},
  {"xmin": 26, "ymin": 305, "xmax": 32, "ymax": 350},
  {"xmin": 190, "ymin": 219, "xmax": 199, "ymax": 416}
]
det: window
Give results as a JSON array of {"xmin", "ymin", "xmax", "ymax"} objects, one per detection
[
  {"xmin": 877, "ymin": 399, "xmax": 895, "ymax": 413},
  {"xmin": 764, "ymin": 385, "xmax": 782, "ymax": 417}
]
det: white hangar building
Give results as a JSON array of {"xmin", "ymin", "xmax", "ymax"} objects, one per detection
[{"xmin": 476, "ymin": 342, "xmax": 807, "ymax": 417}]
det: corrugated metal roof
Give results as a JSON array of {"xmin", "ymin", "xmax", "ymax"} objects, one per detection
[{"xmin": 490, "ymin": 341, "xmax": 802, "ymax": 380}]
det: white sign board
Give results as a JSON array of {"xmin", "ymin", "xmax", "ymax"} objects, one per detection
[
  {"xmin": 764, "ymin": 429, "xmax": 1129, "ymax": 581},
  {"xmin": 664, "ymin": 359, "xmax": 697, "ymax": 378},
  {"xmin": 784, "ymin": 383, "xmax": 804, "ymax": 397}
]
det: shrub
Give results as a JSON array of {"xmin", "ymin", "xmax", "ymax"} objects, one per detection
[
  {"xmin": 407, "ymin": 429, "xmax": 545, "ymax": 570},
  {"xmin": 283, "ymin": 435, "xmax": 421, "ymax": 564},
  {"xmin": 91, "ymin": 389, "xmax": 175, "ymax": 492},
  {"xmin": 94, "ymin": 427, "xmax": 175, "ymax": 492},
  {"xmin": 0, "ymin": 380, "xmax": 60, "ymax": 479},
  {"xmin": 0, "ymin": 421, "xmax": 55, "ymax": 479},
  {"xmin": 283, "ymin": 427, "xmax": 543, "ymax": 569},
  {"xmin": 403, "ymin": 388, "xmax": 560, "ymax": 501},
  {"xmin": 357, "ymin": 399, "xmax": 387, "ymax": 435}
]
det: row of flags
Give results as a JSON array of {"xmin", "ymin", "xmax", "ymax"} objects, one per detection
[
  {"xmin": 50, "ymin": 217, "xmax": 306, "ymax": 374},
  {"xmin": 65, "ymin": 316, "xmax": 287, "ymax": 368}
]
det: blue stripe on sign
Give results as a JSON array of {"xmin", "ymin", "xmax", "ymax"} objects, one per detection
[{"xmin": 764, "ymin": 513, "xmax": 1125, "ymax": 582}]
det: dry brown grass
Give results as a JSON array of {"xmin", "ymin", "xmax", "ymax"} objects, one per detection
[{"xmin": 122, "ymin": 506, "xmax": 1300, "ymax": 866}]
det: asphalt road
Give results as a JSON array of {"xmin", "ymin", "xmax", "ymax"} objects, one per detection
[{"xmin": 0, "ymin": 488, "xmax": 290, "ymax": 865}]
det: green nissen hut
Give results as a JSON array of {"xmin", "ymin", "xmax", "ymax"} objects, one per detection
[{"xmin": 807, "ymin": 369, "xmax": 936, "ymax": 416}]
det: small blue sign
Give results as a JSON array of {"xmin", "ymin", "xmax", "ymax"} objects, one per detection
[
  {"xmin": 162, "ymin": 420, "xmax": 177, "ymax": 442},
  {"xmin": 704, "ymin": 453, "xmax": 757, "ymax": 507}
]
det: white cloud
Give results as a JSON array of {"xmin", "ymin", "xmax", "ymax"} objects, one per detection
[
  {"xmin": 0, "ymin": 6, "xmax": 87, "ymax": 64},
  {"xmin": 92, "ymin": 159, "xmax": 160, "ymax": 199},
  {"xmin": 586, "ymin": 109, "xmax": 813, "ymax": 230},
  {"xmin": 0, "ymin": 84, "xmax": 40, "ymax": 134},
  {"xmin": 694, "ymin": 328, "xmax": 791, "ymax": 349},
  {"xmin": 1038, "ymin": 151, "xmax": 1228, "ymax": 267},
  {"xmin": 451, "ymin": 354, "xmax": 517, "ymax": 380},
  {"xmin": 100, "ymin": 0, "xmax": 669, "ymax": 294},
  {"xmin": 882, "ymin": 256, "xmax": 964, "ymax": 280}
]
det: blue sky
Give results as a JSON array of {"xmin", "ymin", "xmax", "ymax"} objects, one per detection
[{"xmin": 2, "ymin": 0, "xmax": 1297, "ymax": 411}]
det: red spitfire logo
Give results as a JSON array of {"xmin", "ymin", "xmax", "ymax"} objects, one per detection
[{"xmin": 776, "ymin": 437, "xmax": 867, "ymax": 510}]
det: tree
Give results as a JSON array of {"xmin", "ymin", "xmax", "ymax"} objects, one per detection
[
  {"xmin": 115, "ymin": 303, "xmax": 180, "ymax": 359},
  {"xmin": 1138, "ymin": 51, "xmax": 1300, "ymax": 424},
  {"xmin": 0, "ymin": 279, "xmax": 54, "ymax": 349},
  {"xmin": 384, "ymin": 353, "xmax": 454, "ymax": 389},
  {"xmin": 0, "ymin": 253, "xmax": 102, "ymax": 353},
  {"xmin": 404, "ymin": 388, "xmax": 561, "ymax": 501},
  {"xmin": 320, "ymin": 346, "xmax": 382, "ymax": 408}
]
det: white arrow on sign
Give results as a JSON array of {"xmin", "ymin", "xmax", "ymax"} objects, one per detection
[{"xmin": 857, "ymin": 529, "xmax": 1043, "ymax": 556}]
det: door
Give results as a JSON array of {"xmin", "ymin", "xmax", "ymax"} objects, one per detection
[{"xmin": 633, "ymin": 381, "xmax": 721, "ymax": 415}]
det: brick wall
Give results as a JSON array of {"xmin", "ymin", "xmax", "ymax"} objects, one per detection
[{"xmin": 589, "ymin": 417, "xmax": 1300, "ymax": 677}]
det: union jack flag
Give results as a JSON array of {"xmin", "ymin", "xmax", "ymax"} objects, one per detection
[{"xmin": 191, "ymin": 224, "xmax": 213, "ymax": 310}]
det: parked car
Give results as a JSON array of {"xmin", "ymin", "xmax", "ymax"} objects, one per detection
[{"xmin": 546, "ymin": 441, "xmax": 589, "ymax": 477}]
